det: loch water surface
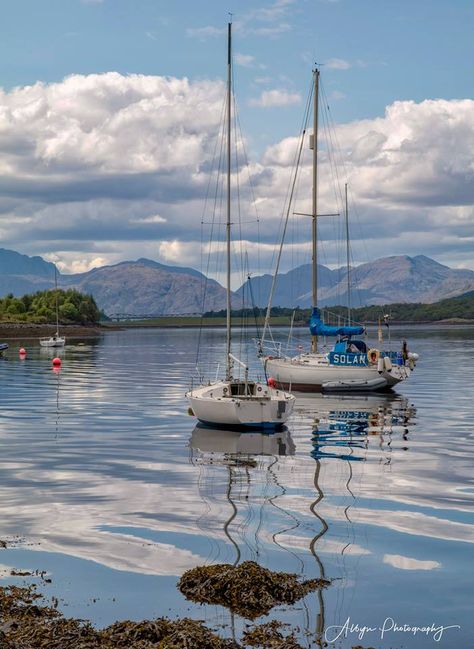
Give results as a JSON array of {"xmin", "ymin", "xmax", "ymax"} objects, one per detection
[{"xmin": 0, "ymin": 325, "xmax": 473, "ymax": 648}]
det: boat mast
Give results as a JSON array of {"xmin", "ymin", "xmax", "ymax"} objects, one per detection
[
  {"xmin": 54, "ymin": 263, "xmax": 59, "ymax": 336},
  {"xmin": 311, "ymin": 69, "xmax": 319, "ymax": 353},
  {"xmin": 345, "ymin": 182, "xmax": 351, "ymax": 325},
  {"xmin": 226, "ymin": 22, "xmax": 232, "ymax": 380}
]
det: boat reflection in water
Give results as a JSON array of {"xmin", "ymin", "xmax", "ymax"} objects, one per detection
[
  {"xmin": 295, "ymin": 392, "xmax": 416, "ymax": 645},
  {"xmin": 189, "ymin": 425, "xmax": 296, "ymax": 568},
  {"xmin": 188, "ymin": 394, "xmax": 417, "ymax": 646},
  {"xmin": 189, "ymin": 424, "xmax": 326, "ymax": 644},
  {"xmin": 190, "ymin": 423, "xmax": 295, "ymax": 458},
  {"xmin": 294, "ymin": 393, "xmax": 416, "ymax": 462}
]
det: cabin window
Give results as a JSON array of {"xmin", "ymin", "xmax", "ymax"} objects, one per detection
[{"xmin": 230, "ymin": 382, "xmax": 257, "ymax": 396}]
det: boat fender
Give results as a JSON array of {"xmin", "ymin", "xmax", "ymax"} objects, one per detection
[
  {"xmin": 368, "ymin": 348, "xmax": 380, "ymax": 364},
  {"xmin": 377, "ymin": 357, "xmax": 384, "ymax": 373},
  {"xmin": 383, "ymin": 356, "xmax": 392, "ymax": 372},
  {"xmin": 408, "ymin": 358, "xmax": 415, "ymax": 370}
]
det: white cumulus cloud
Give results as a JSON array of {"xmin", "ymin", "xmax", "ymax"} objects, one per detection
[
  {"xmin": 326, "ymin": 58, "xmax": 351, "ymax": 70},
  {"xmin": 249, "ymin": 89, "xmax": 302, "ymax": 107},
  {"xmin": 235, "ymin": 53, "xmax": 256, "ymax": 68},
  {"xmin": 0, "ymin": 71, "xmax": 472, "ymax": 273}
]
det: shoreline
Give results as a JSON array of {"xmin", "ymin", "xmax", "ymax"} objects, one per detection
[
  {"xmin": 103, "ymin": 318, "xmax": 474, "ymax": 329},
  {"xmin": 0, "ymin": 323, "xmax": 105, "ymax": 340},
  {"xmin": 1, "ymin": 318, "xmax": 473, "ymax": 340}
]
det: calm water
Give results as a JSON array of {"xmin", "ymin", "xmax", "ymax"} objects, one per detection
[{"xmin": 0, "ymin": 326, "xmax": 473, "ymax": 648}]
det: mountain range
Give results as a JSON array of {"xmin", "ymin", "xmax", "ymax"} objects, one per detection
[
  {"xmin": 238, "ymin": 254, "xmax": 474, "ymax": 308},
  {"xmin": 1, "ymin": 248, "xmax": 474, "ymax": 316}
]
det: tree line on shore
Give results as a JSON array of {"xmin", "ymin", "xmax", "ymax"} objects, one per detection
[
  {"xmin": 0, "ymin": 289, "xmax": 100, "ymax": 325},
  {"xmin": 204, "ymin": 292, "xmax": 474, "ymax": 323}
]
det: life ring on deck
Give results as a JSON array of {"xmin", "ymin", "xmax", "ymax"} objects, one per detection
[{"xmin": 368, "ymin": 348, "xmax": 380, "ymax": 364}]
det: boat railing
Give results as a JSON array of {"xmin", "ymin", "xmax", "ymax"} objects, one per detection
[{"xmin": 254, "ymin": 338, "xmax": 282, "ymax": 358}]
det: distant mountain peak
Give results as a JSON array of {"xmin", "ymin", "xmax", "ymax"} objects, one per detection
[{"xmin": 412, "ymin": 254, "xmax": 449, "ymax": 269}]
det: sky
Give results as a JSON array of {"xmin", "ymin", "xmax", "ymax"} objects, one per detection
[{"xmin": 0, "ymin": 0, "xmax": 473, "ymax": 284}]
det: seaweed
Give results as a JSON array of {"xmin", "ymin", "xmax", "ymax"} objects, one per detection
[
  {"xmin": 178, "ymin": 560, "xmax": 330, "ymax": 619},
  {"xmin": 243, "ymin": 620, "xmax": 304, "ymax": 648},
  {"xmin": 1, "ymin": 560, "xmax": 331, "ymax": 647},
  {"xmin": 0, "ymin": 585, "xmax": 240, "ymax": 649}
]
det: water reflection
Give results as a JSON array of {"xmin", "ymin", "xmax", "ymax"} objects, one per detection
[
  {"xmin": 305, "ymin": 394, "xmax": 416, "ymax": 462},
  {"xmin": 189, "ymin": 422, "xmax": 330, "ymax": 645},
  {"xmin": 190, "ymin": 424, "xmax": 295, "ymax": 457},
  {"xmin": 0, "ymin": 328, "xmax": 472, "ymax": 646},
  {"xmin": 187, "ymin": 395, "xmax": 419, "ymax": 646}
]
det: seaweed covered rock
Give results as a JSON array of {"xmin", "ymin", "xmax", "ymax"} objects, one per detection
[
  {"xmin": 0, "ymin": 585, "xmax": 241, "ymax": 649},
  {"xmin": 102, "ymin": 618, "xmax": 232, "ymax": 649},
  {"xmin": 243, "ymin": 620, "xmax": 304, "ymax": 648},
  {"xmin": 0, "ymin": 584, "xmax": 58, "ymax": 622},
  {"xmin": 178, "ymin": 560, "xmax": 330, "ymax": 619},
  {"xmin": 101, "ymin": 619, "xmax": 171, "ymax": 647}
]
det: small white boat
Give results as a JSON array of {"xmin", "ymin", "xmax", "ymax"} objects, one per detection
[
  {"xmin": 187, "ymin": 22, "xmax": 295, "ymax": 429},
  {"xmin": 39, "ymin": 263, "xmax": 66, "ymax": 348},
  {"xmin": 39, "ymin": 333, "xmax": 65, "ymax": 348},
  {"xmin": 188, "ymin": 376, "xmax": 294, "ymax": 430}
]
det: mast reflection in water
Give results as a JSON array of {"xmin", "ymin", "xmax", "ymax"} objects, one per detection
[
  {"xmin": 296, "ymin": 392, "xmax": 417, "ymax": 646},
  {"xmin": 189, "ymin": 423, "xmax": 331, "ymax": 645}
]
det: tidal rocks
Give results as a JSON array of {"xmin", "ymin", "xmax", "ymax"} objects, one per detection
[{"xmin": 178, "ymin": 560, "xmax": 330, "ymax": 619}]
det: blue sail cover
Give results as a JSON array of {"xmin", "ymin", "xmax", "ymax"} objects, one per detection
[{"xmin": 309, "ymin": 307, "xmax": 364, "ymax": 337}]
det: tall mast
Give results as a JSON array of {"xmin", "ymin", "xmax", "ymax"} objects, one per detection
[
  {"xmin": 225, "ymin": 22, "xmax": 232, "ymax": 380},
  {"xmin": 55, "ymin": 263, "xmax": 59, "ymax": 336},
  {"xmin": 345, "ymin": 182, "xmax": 351, "ymax": 324},
  {"xmin": 311, "ymin": 69, "xmax": 319, "ymax": 353}
]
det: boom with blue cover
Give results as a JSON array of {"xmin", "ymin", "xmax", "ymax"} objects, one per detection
[{"xmin": 309, "ymin": 307, "xmax": 364, "ymax": 337}]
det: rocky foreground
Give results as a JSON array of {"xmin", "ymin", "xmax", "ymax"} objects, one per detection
[{"xmin": 0, "ymin": 550, "xmax": 344, "ymax": 649}]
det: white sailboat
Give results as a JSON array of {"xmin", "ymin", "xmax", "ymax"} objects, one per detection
[
  {"xmin": 260, "ymin": 69, "xmax": 418, "ymax": 392},
  {"xmin": 39, "ymin": 264, "xmax": 65, "ymax": 348},
  {"xmin": 186, "ymin": 23, "xmax": 295, "ymax": 429}
]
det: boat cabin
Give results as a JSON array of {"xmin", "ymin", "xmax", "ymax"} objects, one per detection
[{"xmin": 329, "ymin": 337, "xmax": 368, "ymax": 366}]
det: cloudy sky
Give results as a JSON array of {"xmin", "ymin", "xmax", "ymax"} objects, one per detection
[{"xmin": 0, "ymin": 0, "xmax": 472, "ymax": 282}]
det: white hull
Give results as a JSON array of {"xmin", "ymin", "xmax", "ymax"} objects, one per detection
[
  {"xmin": 39, "ymin": 336, "xmax": 66, "ymax": 348},
  {"xmin": 187, "ymin": 380, "xmax": 295, "ymax": 428},
  {"xmin": 265, "ymin": 353, "xmax": 411, "ymax": 392}
]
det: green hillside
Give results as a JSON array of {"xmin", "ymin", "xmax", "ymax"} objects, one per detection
[
  {"xmin": 327, "ymin": 292, "xmax": 474, "ymax": 323},
  {"xmin": 205, "ymin": 292, "xmax": 474, "ymax": 324}
]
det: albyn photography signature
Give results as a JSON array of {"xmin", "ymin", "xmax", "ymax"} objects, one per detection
[{"xmin": 324, "ymin": 616, "xmax": 461, "ymax": 643}]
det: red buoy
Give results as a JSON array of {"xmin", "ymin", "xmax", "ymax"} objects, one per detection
[
  {"xmin": 52, "ymin": 357, "xmax": 62, "ymax": 367},
  {"xmin": 19, "ymin": 347, "xmax": 27, "ymax": 357}
]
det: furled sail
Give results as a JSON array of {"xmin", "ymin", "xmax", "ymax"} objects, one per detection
[{"xmin": 309, "ymin": 307, "xmax": 364, "ymax": 337}]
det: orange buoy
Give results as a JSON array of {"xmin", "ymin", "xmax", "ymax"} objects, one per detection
[{"xmin": 52, "ymin": 357, "xmax": 62, "ymax": 367}]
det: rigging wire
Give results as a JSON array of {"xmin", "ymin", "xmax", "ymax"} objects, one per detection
[
  {"xmin": 261, "ymin": 79, "xmax": 314, "ymax": 349},
  {"xmin": 195, "ymin": 92, "xmax": 228, "ymax": 377}
]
